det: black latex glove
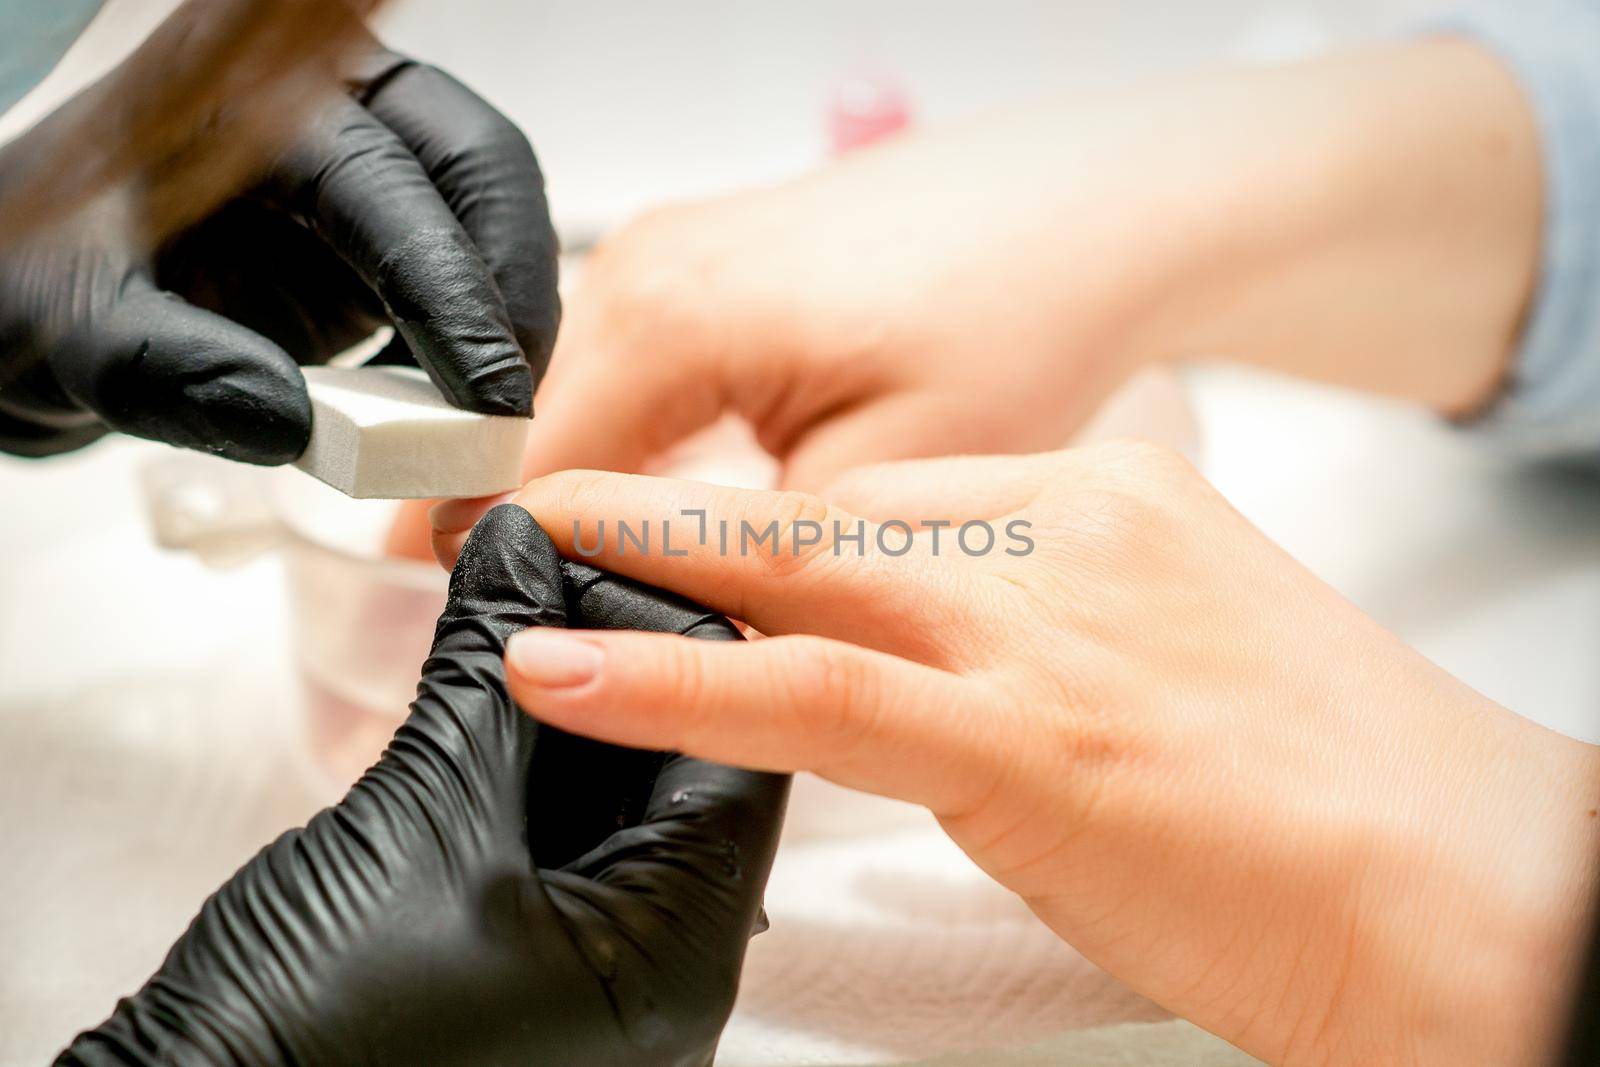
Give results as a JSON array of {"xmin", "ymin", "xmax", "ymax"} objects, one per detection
[
  {"xmin": 58, "ymin": 505, "xmax": 789, "ymax": 1066},
  {"xmin": 0, "ymin": 46, "xmax": 558, "ymax": 465}
]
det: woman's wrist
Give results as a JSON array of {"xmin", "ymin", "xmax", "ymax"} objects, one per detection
[
  {"xmin": 1436, "ymin": 720, "xmax": 1599, "ymax": 1064},
  {"xmin": 1334, "ymin": 691, "xmax": 1600, "ymax": 1065}
]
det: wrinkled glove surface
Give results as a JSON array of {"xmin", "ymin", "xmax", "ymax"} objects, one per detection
[
  {"xmin": 1, "ymin": 46, "xmax": 557, "ymax": 464},
  {"xmin": 58, "ymin": 505, "xmax": 789, "ymax": 1066}
]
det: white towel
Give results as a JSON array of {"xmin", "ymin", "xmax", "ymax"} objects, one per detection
[{"xmin": 718, "ymin": 776, "xmax": 1258, "ymax": 1065}]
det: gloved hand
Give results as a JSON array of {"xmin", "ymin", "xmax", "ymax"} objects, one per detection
[
  {"xmin": 0, "ymin": 45, "xmax": 558, "ymax": 465},
  {"xmin": 57, "ymin": 504, "xmax": 789, "ymax": 1066}
]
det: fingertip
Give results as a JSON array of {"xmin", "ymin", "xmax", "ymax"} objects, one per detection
[
  {"xmin": 505, "ymin": 630, "xmax": 605, "ymax": 690},
  {"xmin": 429, "ymin": 493, "xmax": 517, "ymax": 568},
  {"xmin": 431, "ymin": 527, "xmax": 466, "ymax": 570},
  {"xmin": 503, "ymin": 632, "xmax": 623, "ymax": 739},
  {"xmin": 429, "ymin": 492, "xmax": 514, "ymax": 535},
  {"xmin": 503, "ymin": 630, "xmax": 685, "ymax": 754},
  {"xmin": 384, "ymin": 499, "xmax": 440, "ymax": 561}
]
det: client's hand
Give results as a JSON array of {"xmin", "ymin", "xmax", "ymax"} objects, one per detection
[
  {"xmin": 489, "ymin": 133, "xmax": 1146, "ymax": 493},
  {"xmin": 437, "ymin": 447, "xmax": 1598, "ymax": 1067},
  {"xmin": 58, "ymin": 505, "xmax": 787, "ymax": 1067}
]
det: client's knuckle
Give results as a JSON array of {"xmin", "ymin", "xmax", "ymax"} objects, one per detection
[
  {"xmin": 781, "ymin": 637, "xmax": 879, "ymax": 756},
  {"xmin": 661, "ymin": 640, "xmax": 715, "ymax": 750},
  {"xmin": 744, "ymin": 489, "xmax": 841, "ymax": 580},
  {"xmin": 1044, "ymin": 441, "xmax": 1200, "ymax": 567}
]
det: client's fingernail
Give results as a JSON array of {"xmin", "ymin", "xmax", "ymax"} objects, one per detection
[
  {"xmin": 431, "ymin": 529, "xmax": 469, "ymax": 571},
  {"xmin": 506, "ymin": 632, "xmax": 603, "ymax": 688},
  {"xmin": 429, "ymin": 493, "xmax": 513, "ymax": 534}
]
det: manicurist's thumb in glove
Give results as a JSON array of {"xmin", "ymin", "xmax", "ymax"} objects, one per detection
[
  {"xmin": 57, "ymin": 504, "xmax": 789, "ymax": 1066},
  {"xmin": 0, "ymin": 39, "xmax": 557, "ymax": 464}
]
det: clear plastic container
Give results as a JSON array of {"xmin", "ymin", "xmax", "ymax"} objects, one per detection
[
  {"xmin": 141, "ymin": 457, "xmax": 447, "ymax": 786},
  {"xmin": 272, "ymin": 483, "xmax": 441, "ymax": 783},
  {"xmin": 274, "ymin": 473, "xmax": 447, "ymax": 785}
]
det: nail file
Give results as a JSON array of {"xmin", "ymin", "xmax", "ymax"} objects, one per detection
[{"xmin": 294, "ymin": 365, "xmax": 530, "ymax": 500}]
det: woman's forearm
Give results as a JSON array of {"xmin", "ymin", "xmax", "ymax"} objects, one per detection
[
  {"xmin": 827, "ymin": 39, "xmax": 1543, "ymax": 415},
  {"xmin": 877, "ymin": 39, "xmax": 1543, "ymax": 415},
  {"xmin": 1117, "ymin": 39, "xmax": 1544, "ymax": 415}
]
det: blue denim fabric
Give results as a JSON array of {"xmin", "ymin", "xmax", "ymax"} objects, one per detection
[
  {"xmin": 0, "ymin": 0, "xmax": 106, "ymax": 114},
  {"xmin": 1430, "ymin": 2, "xmax": 1600, "ymax": 462}
]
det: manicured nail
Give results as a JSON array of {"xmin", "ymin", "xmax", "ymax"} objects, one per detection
[
  {"xmin": 506, "ymin": 631, "xmax": 604, "ymax": 688},
  {"xmin": 429, "ymin": 493, "xmax": 513, "ymax": 534},
  {"xmin": 431, "ymin": 529, "xmax": 469, "ymax": 571}
]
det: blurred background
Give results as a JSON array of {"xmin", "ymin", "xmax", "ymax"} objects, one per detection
[
  {"xmin": 4, "ymin": 2, "xmax": 1597, "ymax": 1065},
  {"xmin": 369, "ymin": 0, "xmax": 1443, "ymax": 239}
]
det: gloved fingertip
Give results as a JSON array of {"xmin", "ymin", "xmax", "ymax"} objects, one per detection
[
  {"xmin": 455, "ymin": 501, "xmax": 540, "ymax": 560},
  {"xmin": 448, "ymin": 502, "xmax": 561, "ymax": 599},
  {"xmin": 380, "ymin": 327, "xmax": 532, "ymax": 417},
  {"xmin": 129, "ymin": 362, "xmax": 311, "ymax": 467},
  {"xmin": 435, "ymin": 494, "xmax": 530, "ymax": 570},
  {"xmin": 370, "ymin": 228, "xmax": 535, "ymax": 418},
  {"xmin": 203, "ymin": 401, "xmax": 311, "ymax": 466},
  {"xmin": 455, "ymin": 358, "xmax": 534, "ymax": 418},
  {"xmin": 436, "ymin": 503, "xmax": 567, "ymax": 639},
  {"xmin": 57, "ymin": 289, "xmax": 313, "ymax": 466}
]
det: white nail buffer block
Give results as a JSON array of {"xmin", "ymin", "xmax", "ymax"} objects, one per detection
[{"xmin": 294, "ymin": 366, "xmax": 530, "ymax": 499}]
